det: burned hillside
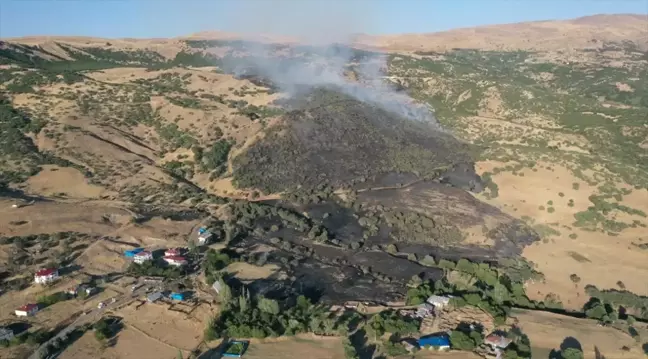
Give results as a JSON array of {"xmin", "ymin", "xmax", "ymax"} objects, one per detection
[{"xmin": 232, "ymin": 87, "xmax": 481, "ymax": 194}]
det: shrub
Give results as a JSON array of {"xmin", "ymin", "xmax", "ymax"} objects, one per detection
[{"xmin": 449, "ymin": 330, "xmax": 475, "ymax": 350}]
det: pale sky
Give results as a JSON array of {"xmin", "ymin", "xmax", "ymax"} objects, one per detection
[{"xmin": 0, "ymin": 0, "xmax": 646, "ymax": 38}]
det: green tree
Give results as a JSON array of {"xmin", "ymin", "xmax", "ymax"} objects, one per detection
[
  {"xmin": 561, "ymin": 347, "xmax": 584, "ymax": 359},
  {"xmin": 258, "ymin": 297, "xmax": 280, "ymax": 315},
  {"xmin": 585, "ymin": 303, "xmax": 608, "ymax": 320},
  {"xmin": 343, "ymin": 337, "xmax": 358, "ymax": 359},
  {"xmin": 450, "ymin": 330, "xmax": 476, "ymax": 350}
]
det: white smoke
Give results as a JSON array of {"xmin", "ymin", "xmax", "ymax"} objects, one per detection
[{"xmin": 217, "ymin": 0, "xmax": 439, "ymax": 126}]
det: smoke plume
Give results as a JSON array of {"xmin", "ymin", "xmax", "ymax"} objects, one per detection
[{"xmin": 218, "ymin": 0, "xmax": 439, "ymax": 126}]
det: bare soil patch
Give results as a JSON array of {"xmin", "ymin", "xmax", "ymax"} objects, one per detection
[
  {"xmin": 242, "ymin": 335, "xmax": 345, "ymax": 359},
  {"xmin": 114, "ymin": 300, "xmax": 215, "ymax": 350},
  {"xmin": 476, "ymin": 161, "xmax": 648, "ymax": 308},
  {"xmin": 225, "ymin": 262, "xmax": 280, "ymax": 281},
  {"xmin": 22, "ymin": 165, "xmax": 109, "ymax": 199},
  {"xmin": 512, "ymin": 309, "xmax": 644, "ymax": 359}
]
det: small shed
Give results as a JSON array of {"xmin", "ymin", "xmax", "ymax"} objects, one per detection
[
  {"xmin": 418, "ymin": 334, "xmax": 450, "ymax": 350},
  {"xmin": 124, "ymin": 248, "xmax": 144, "ymax": 258},
  {"xmin": 147, "ymin": 292, "xmax": 163, "ymax": 303}
]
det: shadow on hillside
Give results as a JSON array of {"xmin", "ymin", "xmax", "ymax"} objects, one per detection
[
  {"xmin": 350, "ymin": 328, "xmax": 377, "ymax": 359},
  {"xmin": 197, "ymin": 336, "xmax": 229, "ymax": 359}
]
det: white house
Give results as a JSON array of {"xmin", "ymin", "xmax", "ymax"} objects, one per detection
[
  {"xmin": 134, "ymin": 251, "xmax": 153, "ymax": 264},
  {"xmin": 15, "ymin": 304, "xmax": 39, "ymax": 317},
  {"xmin": 426, "ymin": 295, "xmax": 453, "ymax": 309},
  {"xmin": 34, "ymin": 268, "xmax": 59, "ymax": 284},
  {"xmin": 0, "ymin": 327, "xmax": 14, "ymax": 341},
  {"xmin": 163, "ymin": 256, "xmax": 187, "ymax": 266}
]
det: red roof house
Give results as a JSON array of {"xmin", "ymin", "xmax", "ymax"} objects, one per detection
[
  {"xmin": 164, "ymin": 248, "xmax": 182, "ymax": 257},
  {"xmin": 34, "ymin": 268, "xmax": 59, "ymax": 284},
  {"xmin": 15, "ymin": 304, "xmax": 39, "ymax": 317}
]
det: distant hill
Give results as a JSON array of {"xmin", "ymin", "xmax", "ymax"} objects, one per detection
[{"xmin": 351, "ymin": 14, "xmax": 648, "ymax": 52}]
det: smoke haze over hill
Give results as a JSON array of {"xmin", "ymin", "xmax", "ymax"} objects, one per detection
[{"xmin": 217, "ymin": 0, "xmax": 440, "ymax": 126}]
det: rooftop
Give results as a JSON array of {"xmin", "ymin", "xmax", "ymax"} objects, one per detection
[
  {"xmin": 17, "ymin": 303, "xmax": 38, "ymax": 311},
  {"xmin": 134, "ymin": 251, "xmax": 152, "ymax": 257},
  {"xmin": 485, "ymin": 334, "xmax": 513, "ymax": 348},
  {"xmin": 164, "ymin": 255, "xmax": 186, "ymax": 261},
  {"xmin": 35, "ymin": 268, "xmax": 57, "ymax": 276}
]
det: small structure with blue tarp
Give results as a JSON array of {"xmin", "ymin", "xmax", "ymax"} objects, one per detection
[
  {"xmin": 418, "ymin": 333, "xmax": 450, "ymax": 350},
  {"xmin": 222, "ymin": 340, "xmax": 249, "ymax": 357},
  {"xmin": 170, "ymin": 292, "xmax": 185, "ymax": 301},
  {"xmin": 124, "ymin": 248, "xmax": 144, "ymax": 258},
  {"xmin": 197, "ymin": 227, "xmax": 213, "ymax": 245}
]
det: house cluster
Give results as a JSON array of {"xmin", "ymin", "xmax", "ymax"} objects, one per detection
[
  {"xmin": 163, "ymin": 248, "xmax": 188, "ymax": 267},
  {"xmin": 401, "ymin": 331, "xmax": 513, "ymax": 354},
  {"xmin": 398, "ymin": 295, "xmax": 515, "ymax": 355},
  {"xmin": 124, "ymin": 247, "xmax": 189, "ymax": 266},
  {"xmin": 400, "ymin": 295, "xmax": 453, "ymax": 319},
  {"xmin": 34, "ymin": 268, "xmax": 59, "ymax": 285}
]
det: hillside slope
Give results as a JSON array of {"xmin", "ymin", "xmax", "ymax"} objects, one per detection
[{"xmin": 1, "ymin": 14, "xmax": 648, "ymax": 359}]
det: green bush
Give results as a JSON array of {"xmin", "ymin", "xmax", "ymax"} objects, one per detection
[{"xmin": 37, "ymin": 292, "xmax": 68, "ymax": 307}]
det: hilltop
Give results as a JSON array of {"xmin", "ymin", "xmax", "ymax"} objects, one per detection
[{"xmin": 1, "ymin": 13, "xmax": 648, "ymax": 359}]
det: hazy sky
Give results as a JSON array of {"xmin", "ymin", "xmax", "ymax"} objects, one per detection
[{"xmin": 1, "ymin": 0, "xmax": 646, "ymax": 38}]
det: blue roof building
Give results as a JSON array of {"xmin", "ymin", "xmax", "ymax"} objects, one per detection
[
  {"xmin": 124, "ymin": 248, "xmax": 144, "ymax": 258},
  {"xmin": 418, "ymin": 334, "xmax": 450, "ymax": 349}
]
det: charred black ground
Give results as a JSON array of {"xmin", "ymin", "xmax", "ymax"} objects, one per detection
[{"xmin": 232, "ymin": 87, "xmax": 482, "ymax": 194}]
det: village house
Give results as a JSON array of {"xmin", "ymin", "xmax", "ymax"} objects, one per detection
[
  {"xmin": 133, "ymin": 251, "xmax": 153, "ymax": 264},
  {"xmin": 15, "ymin": 304, "xmax": 39, "ymax": 317},
  {"xmin": 34, "ymin": 268, "xmax": 59, "ymax": 284},
  {"xmin": 164, "ymin": 248, "xmax": 182, "ymax": 257},
  {"xmin": 484, "ymin": 333, "xmax": 513, "ymax": 358},
  {"xmin": 163, "ymin": 255, "xmax": 188, "ymax": 266},
  {"xmin": 197, "ymin": 227, "xmax": 213, "ymax": 245},
  {"xmin": 484, "ymin": 333, "xmax": 512, "ymax": 349},
  {"xmin": 415, "ymin": 303, "xmax": 435, "ymax": 318},
  {"xmin": 0, "ymin": 327, "xmax": 14, "ymax": 341},
  {"xmin": 124, "ymin": 247, "xmax": 144, "ymax": 258},
  {"xmin": 426, "ymin": 295, "xmax": 453, "ymax": 309}
]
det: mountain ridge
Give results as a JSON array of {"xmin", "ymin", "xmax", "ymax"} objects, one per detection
[{"xmin": 3, "ymin": 13, "xmax": 646, "ymax": 53}]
